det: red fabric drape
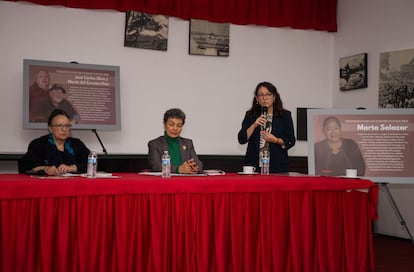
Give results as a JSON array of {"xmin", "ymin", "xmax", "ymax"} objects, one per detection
[
  {"xmin": 1, "ymin": 191, "xmax": 375, "ymax": 272},
  {"xmin": 0, "ymin": 174, "xmax": 377, "ymax": 271},
  {"xmin": 7, "ymin": 0, "xmax": 337, "ymax": 32}
]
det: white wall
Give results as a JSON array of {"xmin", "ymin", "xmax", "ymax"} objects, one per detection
[
  {"xmin": 0, "ymin": 1, "xmax": 333, "ymax": 156},
  {"xmin": 334, "ymin": 0, "xmax": 414, "ymax": 239},
  {"xmin": 1, "ymin": 0, "xmax": 413, "ymax": 239}
]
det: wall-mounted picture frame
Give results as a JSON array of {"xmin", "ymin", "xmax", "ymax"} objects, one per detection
[
  {"xmin": 339, "ymin": 53, "xmax": 368, "ymax": 91},
  {"xmin": 379, "ymin": 48, "xmax": 414, "ymax": 108},
  {"xmin": 124, "ymin": 11, "xmax": 169, "ymax": 51},
  {"xmin": 189, "ymin": 19, "xmax": 229, "ymax": 57}
]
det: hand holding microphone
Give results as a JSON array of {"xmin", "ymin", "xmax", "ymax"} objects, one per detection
[
  {"xmin": 253, "ymin": 106, "xmax": 268, "ymax": 129},
  {"xmin": 261, "ymin": 106, "xmax": 268, "ymax": 130}
]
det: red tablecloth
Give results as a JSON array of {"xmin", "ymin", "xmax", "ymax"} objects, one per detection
[{"xmin": 0, "ymin": 173, "xmax": 378, "ymax": 272}]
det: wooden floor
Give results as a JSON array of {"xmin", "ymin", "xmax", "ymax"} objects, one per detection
[{"xmin": 374, "ymin": 234, "xmax": 414, "ymax": 272}]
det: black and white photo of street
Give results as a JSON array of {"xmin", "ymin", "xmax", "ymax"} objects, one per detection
[{"xmin": 379, "ymin": 48, "xmax": 414, "ymax": 108}]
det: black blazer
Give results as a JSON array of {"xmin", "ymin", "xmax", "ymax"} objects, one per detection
[
  {"xmin": 18, "ymin": 135, "xmax": 90, "ymax": 174},
  {"xmin": 238, "ymin": 110, "xmax": 296, "ymax": 173}
]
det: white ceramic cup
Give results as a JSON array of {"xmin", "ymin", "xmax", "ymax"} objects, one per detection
[
  {"xmin": 346, "ymin": 169, "xmax": 357, "ymax": 177},
  {"xmin": 243, "ymin": 166, "xmax": 256, "ymax": 174}
]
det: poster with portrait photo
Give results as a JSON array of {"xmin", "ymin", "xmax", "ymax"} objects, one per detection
[
  {"xmin": 23, "ymin": 59, "xmax": 121, "ymax": 130},
  {"xmin": 379, "ymin": 48, "xmax": 414, "ymax": 108},
  {"xmin": 307, "ymin": 109, "xmax": 414, "ymax": 184}
]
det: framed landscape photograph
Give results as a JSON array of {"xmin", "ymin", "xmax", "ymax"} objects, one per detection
[
  {"xmin": 124, "ymin": 11, "xmax": 169, "ymax": 51},
  {"xmin": 339, "ymin": 53, "xmax": 368, "ymax": 91},
  {"xmin": 379, "ymin": 48, "xmax": 414, "ymax": 108},
  {"xmin": 189, "ymin": 19, "xmax": 229, "ymax": 57}
]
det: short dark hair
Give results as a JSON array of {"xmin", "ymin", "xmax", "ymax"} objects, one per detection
[
  {"xmin": 47, "ymin": 109, "xmax": 71, "ymax": 126},
  {"xmin": 322, "ymin": 116, "xmax": 341, "ymax": 130},
  {"xmin": 163, "ymin": 108, "xmax": 186, "ymax": 124},
  {"xmin": 48, "ymin": 84, "xmax": 66, "ymax": 93}
]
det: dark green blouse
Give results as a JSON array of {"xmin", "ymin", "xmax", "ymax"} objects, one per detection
[{"xmin": 164, "ymin": 132, "xmax": 182, "ymax": 167}]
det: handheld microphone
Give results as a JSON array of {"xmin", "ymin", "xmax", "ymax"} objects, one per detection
[
  {"xmin": 25, "ymin": 170, "xmax": 46, "ymax": 176},
  {"xmin": 261, "ymin": 106, "xmax": 268, "ymax": 130},
  {"xmin": 262, "ymin": 106, "xmax": 268, "ymax": 117}
]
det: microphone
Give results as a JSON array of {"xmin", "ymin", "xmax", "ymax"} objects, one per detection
[
  {"xmin": 25, "ymin": 170, "xmax": 46, "ymax": 176},
  {"xmin": 262, "ymin": 106, "xmax": 268, "ymax": 117},
  {"xmin": 261, "ymin": 106, "xmax": 268, "ymax": 130}
]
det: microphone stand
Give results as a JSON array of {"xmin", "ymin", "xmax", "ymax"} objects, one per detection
[
  {"xmin": 71, "ymin": 61, "xmax": 108, "ymax": 155},
  {"xmin": 92, "ymin": 129, "xmax": 108, "ymax": 155}
]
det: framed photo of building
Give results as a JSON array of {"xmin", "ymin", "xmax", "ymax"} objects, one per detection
[
  {"xmin": 339, "ymin": 53, "xmax": 368, "ymax": 91},
  {"xmin": 189, "ymin": 19, "xmax": 229, "ymax": 57},
  {"xmin": 124, "ymin": 11, "xmax": 169, "ymax": 51},
  {"xmin": 379, "ymin": 48, "xmax": 414, "ymax": 108}
]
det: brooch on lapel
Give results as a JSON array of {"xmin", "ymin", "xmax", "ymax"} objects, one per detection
[{"xmin": 182, "ymin": 145, "xmax": 187, "ymax": 151}]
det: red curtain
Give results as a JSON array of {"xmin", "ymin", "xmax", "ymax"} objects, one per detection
[
  {"xmin": 7, "ymin": 0, "xmax": 337, "ymax": 31},
  {"xmin": 1, "ymin": 191, "xmax": 375, "ymax": 271}
]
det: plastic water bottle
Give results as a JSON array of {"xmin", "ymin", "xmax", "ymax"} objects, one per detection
[
  {"xmin": 261, "ymin": 150, "xmax": 270, "ymax": 175},
  {"xmin": 161, "ymin": 150, "xmax": 171, "ymax": 178},
  {"xmin": 87, "ymin": 151, "xmax": 98, "ymax": 178}
]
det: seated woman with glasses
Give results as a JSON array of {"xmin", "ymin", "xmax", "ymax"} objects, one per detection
[
  {"xmin": 148, "ymin": 108, "xmax": 203, "ymax": 174},
  {"xmin": 19, "ymin": 109, "xmax": 90, "ymax": 175}
]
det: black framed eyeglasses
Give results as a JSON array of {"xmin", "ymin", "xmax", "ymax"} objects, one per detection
[
  {"xmin": 51, "ymin": 124, "xmax": 72, "ymax": 129},
  {"xmin": 256, "ymin": 93, "xmax": 273, "ymax": 98}
]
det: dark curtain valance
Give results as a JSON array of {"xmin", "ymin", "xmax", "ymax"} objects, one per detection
[{"xmin": 7, "ymin": 0, "xmax": 337, "ymax": 32}]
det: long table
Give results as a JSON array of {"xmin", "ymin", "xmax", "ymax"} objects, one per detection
[{"xmin": 0, "ymin": 173, "xmax": 378, "ymax": 272}]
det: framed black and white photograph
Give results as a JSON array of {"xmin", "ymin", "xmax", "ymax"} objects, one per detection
[
  {"xmin": 124, "ymin": 11, "xmax": 168, "ymax": 51},
  {"xmin": 339, "ymin": 53, "xmax": 367, "ymax": 91},
  {"xmin": 189, "ymin": 19, "xmax": 229, "ymax": 57},
  {"xmin": 379, "ymin": 48, "xmax": 414, "ymax": 108}
]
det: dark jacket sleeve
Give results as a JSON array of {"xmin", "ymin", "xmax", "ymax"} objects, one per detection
[
  {"xmin": 344, "ymin": 139, "xmax": 366, "ymax": 176},
  {"xmin": 179, "ymin": 138, "xmax": 203, "ymax": 172},
  {"xmin": 18, "ymin": 136, "xmax": 90, "ymax": 174},
  {"xmin": 18, "ymin": 137, "xmax": 48, "ymax": 173},
  {"xmin": 278, "ymin": 111, "xmax": 296, "ymax": 150},
  {"xmin": 148, "ymin": 137, "xmax": 164, "ymax": 172},
  {"xmin": 237, "ymin": 112, "xmax": 254, "ymax": 145},
  {"xmin": 70, "ymin": 138, "xmax": 91, "ymax": 173}
]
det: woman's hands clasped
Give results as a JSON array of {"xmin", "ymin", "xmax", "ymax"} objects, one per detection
[
  {"xmin": 43, "ymin": 164, "xmax": 77, "ymax": 176},
  {"xmin": 178, "ymin": 158, "xmax": 199, "ymax": 174}
]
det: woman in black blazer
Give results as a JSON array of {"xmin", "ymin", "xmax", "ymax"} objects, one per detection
[{"xmin": 238, "ymin": 82, "xmax": 296, "ymax": 173}]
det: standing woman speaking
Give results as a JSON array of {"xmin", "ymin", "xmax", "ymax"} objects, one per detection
[{"xmin": 238, "ymin": 82, "xmax": 296, "ymax": 173}]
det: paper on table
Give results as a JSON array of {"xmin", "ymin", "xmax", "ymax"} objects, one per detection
[
  {"xmin": 203, "ymin": 169, "xmax": 226, "ymax": 176},
  {"xmin": 31, "ymin": 175, "xmax": 72, "ymax": 179},
  {"xmin": 138, "ymin": 172, "xmax": 208, "ymax": 176},
  {"xmin": 31, "ymin": 172, "xmax": 119, "ymax": 179},
  {"xmin": 138, "ymin": 172, "xmax": 162, "ymax": 176},
  {"xmin": 80, "ymin": 172, "xmax": 119, "ymax": 178},
  {"xmin": 60, "ymin": 173, "xmax": 82, "ymax": 177}
]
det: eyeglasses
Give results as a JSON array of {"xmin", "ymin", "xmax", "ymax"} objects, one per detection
[
  {"xmin": 51, "ymin": 124, "xmax": 72, "ymax": 129},
  {"xmin": 256, "ymin": 93, "xmax": 273, "ymax": 98}
]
